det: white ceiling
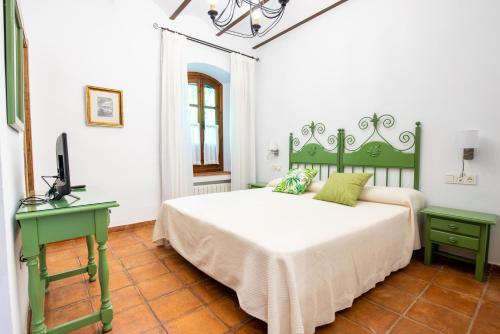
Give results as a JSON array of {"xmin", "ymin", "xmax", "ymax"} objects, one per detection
[{"xmin": 152, "ymin": 0, "xmax": 347, "ymax": 48}]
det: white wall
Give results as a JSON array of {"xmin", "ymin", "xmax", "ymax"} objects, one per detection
[
  {"xmin": 255, "ymin": 0, "xmax": 500, "ymax": 263},
  {"xmin": 21, "ymin": 0, "xmax": 243, "ymax": 227},
  {"xmin": 0, "ymin": 2, "xmax": 29, "ymax": 332}
]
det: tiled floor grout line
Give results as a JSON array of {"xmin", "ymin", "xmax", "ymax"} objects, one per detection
[
  {"xmin": 153, "ymin": 249, "xmax": 248, "ymax": 333},
  {"xmin": 45, "ymin": 232, "xmax": 499, "ymax": 334},
  {"xmin": 120, "ymin": 231, "xmax": 236, "ymax": 333},
  {"xmin": 385, "ymin": 271, "xmax": 439, "ymax": 333},
  {"xmin": 466, "ymin": 273, "xmax": 490, "ymax": 334},
  {"xmin": 46, "ymin": 242, "xmax": 99, "ymax": 333},
  {"xmin": 336, "ymin": 314, "xmax": 376, "ymax": 334},
  {"xmin": 335, "ymin": 309, "xmax": 376, "ymax": 334},
  {"xmin": 115, "ymin": 236, "xmax": 168, "ymax": 333},
  {"xmin": 172, "ymin": 268, "xmax": 235, "ymax": 331}
]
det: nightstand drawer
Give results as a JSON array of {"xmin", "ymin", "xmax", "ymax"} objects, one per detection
[
  {"xmin": 430, "ymin": 218, "xmax": 480, "ymax": 237},
  {"xmin": 430, "ymin": 230, "xmax": 479, "ymax": 250}
]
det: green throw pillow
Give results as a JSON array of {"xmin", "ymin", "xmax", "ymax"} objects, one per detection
[
  {"xmin": 314, "ymin": 173, "xmax": 373, "ymax": 206},
  {"xmin": 273, "ymin": 168, "xmax": 318, "ymax": 195}
]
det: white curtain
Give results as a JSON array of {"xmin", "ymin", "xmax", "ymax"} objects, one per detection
[
  {"xmin": 230, "ymin": 53, "xmax": 256, "ymax": 190},
  {"xmin": 204, "ymin": 124, "xmax": 219, "ymax": 164},
  {"xmin": 191, "ymin": 123, "xmax": 201, "ymax": 165},
  {"xmin": 160, "ymin": 31, "xmax": 193, "ymax": 201}
]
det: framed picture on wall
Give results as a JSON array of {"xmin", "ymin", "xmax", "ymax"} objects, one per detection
[
  {"xmin": 5, "ymin": 0, "xmax": 26, "ymax": 132},
  {"xmin": 85, "ymin": 85, "xmax": 123, "ymax": 127}
]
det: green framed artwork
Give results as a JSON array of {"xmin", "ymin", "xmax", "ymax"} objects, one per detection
[{"xmin": 4, "ymin": 0, "xmax": 25, "ymax": 131}]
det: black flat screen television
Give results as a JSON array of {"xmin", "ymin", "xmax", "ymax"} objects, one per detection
[{"xmin": 54, "ymin": 133, "xmax": 71, "ymax": 200}]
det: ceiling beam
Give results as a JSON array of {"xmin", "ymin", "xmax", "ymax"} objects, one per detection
[
  {"xmin": 216, "ymin": 0, "xmax": 270, "ymax": 37},
  {"xmin": 253, "ymin": 0, "xmax": 350, "ymax": 49},
  {"xmin": 170, "ymin": 0, "xmax": 192, "ymax": 20}
]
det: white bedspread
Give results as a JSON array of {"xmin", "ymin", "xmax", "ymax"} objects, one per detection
[{"xmin": 153, "ymin": 186, "xmax": 424, "ymax": 334}]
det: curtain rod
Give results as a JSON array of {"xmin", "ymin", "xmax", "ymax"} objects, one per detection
[{"xmin": 153, "ymin": 23, "xmax": 259, "ymax": 62}]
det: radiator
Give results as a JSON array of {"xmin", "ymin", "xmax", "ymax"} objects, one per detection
[{"xmin": 193, "ymin": 182, "xmax": 231, "ymax": 195}]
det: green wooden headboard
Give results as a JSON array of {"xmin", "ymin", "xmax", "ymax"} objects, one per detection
[
  {"xmin": 289, "ymin": 121, "xmax": 339, "ymax": 180},
  {"xmin": 341, "ymin": 114, "xmax": 421, "ymax": 190},
  {"xmin": 288, "ymin": 114, "xmax": 422, "ymax": 190}
]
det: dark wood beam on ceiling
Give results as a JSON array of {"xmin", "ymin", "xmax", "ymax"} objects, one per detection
[
  {"xmin": 253, "ymin": 0, "xmax": 351, "ymax": 49},
  {"xmin": 170, "ymin": 0, "xmax": 192, "ymax": 20},
  {"xmin": 216, "ymin": 0, "xmax": 270, "ymax": 36}
]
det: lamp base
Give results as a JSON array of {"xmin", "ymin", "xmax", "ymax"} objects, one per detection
[{"xmin": 463, "ymin": 148, "xmax": 474, "ymax": 160}]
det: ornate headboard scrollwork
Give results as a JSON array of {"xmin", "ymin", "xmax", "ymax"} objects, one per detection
[
  {"xmin": 342, "ymin": 113, "xmax": 421, "ymax": 190},
  {"xmin": 344, "ymin": 114, "xmax": 417, "ymax": 153},
  {"xmin": 287, "ymin": 114, "xmax": 422, "ymax": 189},
  {"xmin": 288, "ymin": 121, "xmax": 340, "ymax": 179},
  {"xmin": 291, "ymin": 121, "xmax": 337, "ymax": 153}
]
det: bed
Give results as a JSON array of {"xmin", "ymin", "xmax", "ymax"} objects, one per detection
[{"xmin": 153, "ymin": 114, "xmax": 424, "ymax": 334}]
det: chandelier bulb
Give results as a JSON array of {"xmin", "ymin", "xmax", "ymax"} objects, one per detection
[
  {"xmin": 251, "ymin": 10, "xmax": 261, "ymax": 25},
  {"xmin": 208, "ymin": 0, "xmax": 217, "ymax": 10}
]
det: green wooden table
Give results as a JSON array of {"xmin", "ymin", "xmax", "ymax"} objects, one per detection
[
  {"xmin": 421, "ymin": 206, "xmax": 497, "ymax": 281},
  {"xmin": 16, "ymin": 189, "xmax": 119, "ymax": 334}
]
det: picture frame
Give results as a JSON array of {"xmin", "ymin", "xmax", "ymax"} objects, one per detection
[
  {"xmin": 85, "ymin": 85, "xmax": 123, "ymax": 127},
  {"xmin": 5, "ymin": 0, "xmax": 26, "ymax": 132}
]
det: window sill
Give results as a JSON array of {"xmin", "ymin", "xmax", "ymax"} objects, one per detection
[
  {"xmin": 194, "ymin": 171, "xmax": 231, "ymax": 183},
  {"xmin": 194, "ymin": 171, "xmax": 230, "ymax": 177}
]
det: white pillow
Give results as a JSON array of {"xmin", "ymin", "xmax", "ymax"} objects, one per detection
[
  {"xmin": 267, "ymin": 178, "xmax": 283, "ymax": 187},
  {"xmin": 307, "ymin": 181, "xmax": 325, "ymax": 193}
]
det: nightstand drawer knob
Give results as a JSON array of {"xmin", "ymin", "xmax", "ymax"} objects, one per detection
[
  {"xmin": 448, "ymin": 237, "xmax": 457, "ymax": 244},
  {"xmin": 448, "ymin": 224, "xmax": 457, "ymax": 230}
]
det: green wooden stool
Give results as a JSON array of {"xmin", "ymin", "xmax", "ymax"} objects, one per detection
[{"xmin": 16, "ymin": 189, "xmax": 119, "ymax": 334}]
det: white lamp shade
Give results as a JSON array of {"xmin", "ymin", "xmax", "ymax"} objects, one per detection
[{"xmin": 456, "ymin": 130, "xmax": 479, "ymax": 149}]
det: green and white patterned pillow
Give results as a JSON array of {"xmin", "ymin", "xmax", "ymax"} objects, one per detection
[{"xmin": 273, "ymin": 168, "xmax": 318, "ymax": 195}]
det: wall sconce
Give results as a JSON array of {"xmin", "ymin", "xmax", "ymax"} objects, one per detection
[
  {"xmin": 269, "ymin": 142, "xmax": 279, "ymax": 156},
  {"xmin": 456, "ymin": 130, "xmax": 479, "ymax": 176},
  {"xmin": 456, "ymin": 130, "xmax": 479, "ymax": 160}
]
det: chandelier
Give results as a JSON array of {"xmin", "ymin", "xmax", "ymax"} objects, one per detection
[{"xmin": 208, "ymin": 0, "xmax": 290, "ymax": 38}]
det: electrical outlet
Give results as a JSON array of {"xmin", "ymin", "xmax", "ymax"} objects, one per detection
[
  {"xmin": 461, "ymin": 175, "xmax": 477, "ymax": 185},
  {"xmin": 272, "ymin": 165, "xmax": 282, "ymax": 172},
  {"xmin": 445, "ymin": 174, "xmax": 477, "ymax": 185}
]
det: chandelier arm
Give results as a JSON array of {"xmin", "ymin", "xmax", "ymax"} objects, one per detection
[
  {"xmin": 210, "ymin": 0, "xmax": 288, "ymax": 38},
  {"xmin": 241, "ymin": 0, "xmax": 281, "ymax": 12},
  {"xmin": 212, "ymin": 22, "xmax": 257, "ymax": 38},
  {"xmin": 214, "ymin": 1, "xmax": 239, "ymax": 27},
  {"xmin": 219, "ymin": 1, "xmax": 238, "ymax": 24},
  {"xmin": 261, "ymin": 8, "xmax": 283, "ymax": 19},
  {"xmin": 257, "ymin": 11, "xmax": 284, "ymax": 36}
]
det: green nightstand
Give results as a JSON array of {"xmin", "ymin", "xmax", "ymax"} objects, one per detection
[
  {"xmin": 248, "ymin": 182, "xmax": 268, "ymax": 189},
  {"xmin": 421, "ymin": 206, "xmax": 497, "ymax": 281}
]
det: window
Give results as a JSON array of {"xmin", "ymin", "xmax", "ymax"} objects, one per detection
[{"xmin": 188, "ymin": 72, "xmax": 223, "ymax": 174}]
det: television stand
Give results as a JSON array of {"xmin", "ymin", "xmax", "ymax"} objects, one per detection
[{"xmin": 16, "ymin": 188, "xmax": 119, "ymax": 333}]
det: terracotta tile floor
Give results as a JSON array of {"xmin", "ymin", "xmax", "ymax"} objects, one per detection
[{"xmin": 42, "ymin": 223, "xmax": 500, "ymax": 334}]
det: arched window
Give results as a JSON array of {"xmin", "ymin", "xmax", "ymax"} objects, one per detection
[{"xmin": 188, "ymin": 72, "xmax": 223, "ymax": 174}]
